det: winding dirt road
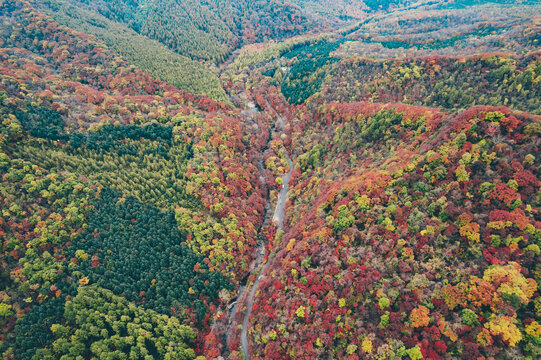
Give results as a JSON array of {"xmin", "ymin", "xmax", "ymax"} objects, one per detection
[{"xmin": 239, "ymin": 101, "xmax": 292, "ymax": 360}]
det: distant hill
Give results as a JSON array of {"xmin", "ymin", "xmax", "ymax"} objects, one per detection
[
  {"xmin": 43, "ymin": 0, "xmax": 326, "ymax": 63},
  {"xmin": 36, "ymin": 0, "xmax": 234, "ymax": 101}
]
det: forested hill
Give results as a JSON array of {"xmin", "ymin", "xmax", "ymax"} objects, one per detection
[
  {"xmin": 319, "ymin": 53, "xmax": 541, "ymax": 114},
  {"xmin": 0, "ymin": 1, "xmax": 270, "ymax": 358},
  {"xmin": 248, "ymin": 88, "xmax": 541, "ymax": 360},
  {"xmin": 1, "ymin": 0, "xmax": 540, "ymax": 359},
  {"xmin": 36, "ymin": 0, "xmax": 229, "ymax": 101},
  {"xmin": 46, "ymin": 0, "xmax": 326, "ymax": 63}
]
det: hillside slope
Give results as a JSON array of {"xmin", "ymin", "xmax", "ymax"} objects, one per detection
[
  {"xmin": 319, "ymin": 53, "xmax": 541, "ymax": 114},
  {"xmin": 1, "ymin": 0, "xmax": 540, "ymax": 359},
  {"xmin": 50, "ymin": 0, "xmax": 325, "ymax": 62},
  {"xmin": 0, "ymin": 1, "xmax": 270, "ymax": 357},
  {"xmin": 38, "ymin": 0, "xmax": 228, "ymax": 101},
  {"xmin": 248, "ymin": 93, "xmax": 541, "ymax": 359}
]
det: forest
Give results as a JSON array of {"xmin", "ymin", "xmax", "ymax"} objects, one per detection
[
  {"xmin": 319, "ymin": 53, "xmax": 541, "ymax": 114},
  {"xmin": 38, "ymin": 0, "xmax": 228, "ymax": 101},
  {"xmin": 245, "ymin": 96, "xmax": 541, "ymax": 359},
  {"xmin": 48, "ymin": 0, "xmax": 323, "ymax": 63},
  {"xmin": 1, "ymin": 0, "xmax": 540, "ymax": 359}
]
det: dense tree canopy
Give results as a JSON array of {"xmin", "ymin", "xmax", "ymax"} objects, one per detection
[
  {"xmin": 319, "ymin": 53, "xmax": 541, "ymax": 114},
  {"xmin": 1, "ymin": 0, "xmax": 540, "ymax": 359},
  {"xmin": 70, "ymin": 188, "xmax": 232, "ymax": 317},
  {"xmin": 18, "ymin": 286, "xmax": 200, "ymax": 360},
  {"xmin": 245, "ymin": 93, "xmax": 541, "ymax": 359},
  {"xmin": 0, "ymin": 1, "xmax": 268, "ymax": 357},
  {"xmin": 54, "ymin": 0, "xmax": 323, "ymax": 63}
]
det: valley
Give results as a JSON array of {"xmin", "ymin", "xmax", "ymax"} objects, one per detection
[{"xmin": 0, "ymin": 0, "xmax": 540, "ymax": 359}]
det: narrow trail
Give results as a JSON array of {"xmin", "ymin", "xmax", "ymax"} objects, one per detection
[
  {"xmin": 222, "ymin": 98, "xmax": 272, "ymax": 356},
  {"xmin": 232, "ymin": 100, "xmax": 293, "ymax": 360}
]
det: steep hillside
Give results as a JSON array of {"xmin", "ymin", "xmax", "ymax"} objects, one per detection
[
  {"xmin": 46, "ymin": 0, "xmax": 325, "ymax": 63},
  {"xmin": 247, "ymin": 94, "xmax": 541, "ymax": 359},
  {"xmin": 38, "ymin": 0, "xmax": 228, "ymax": 101},
  {"xmin": 319, "ymin": 53, "xmax": 541, "ymax": 114},
  {"xmin": 1, "ymin": 0, "xmax": 540, "ymax": 359},
  {"xmin": 267, "ymin": 0, "xmax": 541, "ymax": 108},
  {"xmin": 342, "ymin": 1, "xmax": 540, "ymax": 59},
  {"xmin": 216, "ymin": 24, "xmax": 541, "ymax": 356},
  {"xmin": 0, "ymin": 1, "xmax": 270, "ymax": 357},
  {"xmin": 289, "ymin": 0, "xmax": 367, "ymax": 20}
]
